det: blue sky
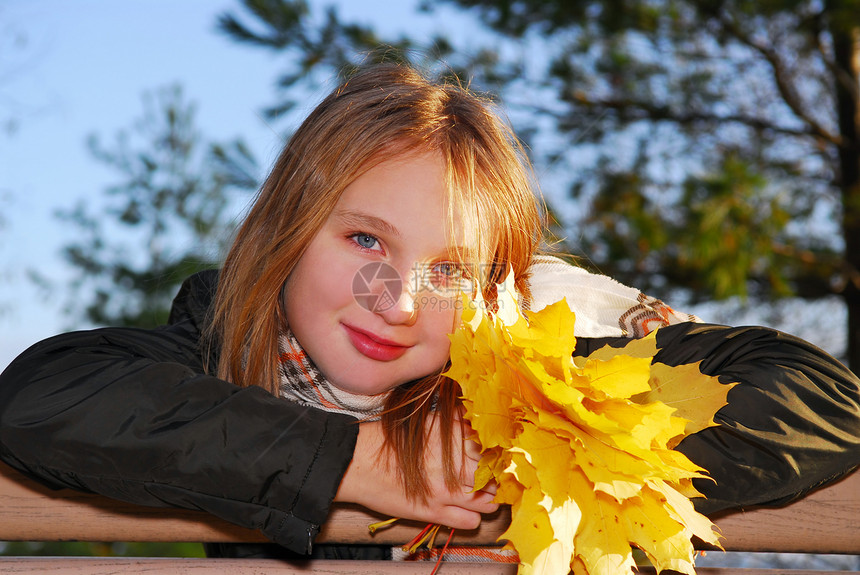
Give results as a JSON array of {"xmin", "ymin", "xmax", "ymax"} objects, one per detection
[
  {"xmin": 0, "ymin": 0, "xmax": 460, "ymax": 368},
  {"xmin": 1, "ymin": 0, "xmax": 272, "ymax": 368}
]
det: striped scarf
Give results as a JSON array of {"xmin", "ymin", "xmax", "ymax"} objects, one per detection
[
  {"xmin": 525, "ymin": 255, "xmax": 699, "ymax": 335},
  {"xmin": 277, "ymin": 331, "xmax": 389, "ymax": 420}
]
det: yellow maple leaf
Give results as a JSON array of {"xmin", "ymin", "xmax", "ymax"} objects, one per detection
[
  {"xmin": 446, "ymin": 284, "xmax": 730, "ymax": 575},
  {"xmin": 584, "ymin": 332, "xmax": 659, "ymax": 362},
  {"xmin": 500, "ymin": 454, "xmax": 555, "ymax": 567},
  {"xmin": 567, "ymin": 465, "xmax": 637, "ymax": 575},
  {"xmin": 576, "ymin": 355, "xmax": 653, "ymax": 398},
  {"xmin": 509, "ymin": 299, "xmax": 578, "ymax": 360},
  {"xmin": 635, "ymin": 361, "xmax": 735, "ymax": 439}
]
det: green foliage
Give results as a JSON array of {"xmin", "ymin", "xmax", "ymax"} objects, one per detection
[
  {"xmin": 584, "ymin": 152, "xmax": 813, "ymax": 301},
  {"xmin": 50, "ymin": 85, "xmax": 258, "ymax": 328}
]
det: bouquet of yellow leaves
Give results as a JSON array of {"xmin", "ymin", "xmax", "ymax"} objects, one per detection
[{"xmin": 444, "ymin": 274, "xmax": 733, "ymax": 575}]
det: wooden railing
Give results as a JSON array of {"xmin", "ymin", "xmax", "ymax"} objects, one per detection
[{"xmin": 0, "ymin": 462, "xmax": 857, "ymax": 573}]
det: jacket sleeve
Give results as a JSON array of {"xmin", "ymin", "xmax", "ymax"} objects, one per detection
[
  {"xmin": 0, "ymin": 273, "xmax": 359, "ymax": 553},
  {"xmin": 573, "ymin": 322, "xmax": 860, "ymax": 515}
]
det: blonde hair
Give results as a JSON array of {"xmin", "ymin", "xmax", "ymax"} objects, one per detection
[{"xmin": 209, "ymin": 63, "xmax": 543, "ymax": 498}]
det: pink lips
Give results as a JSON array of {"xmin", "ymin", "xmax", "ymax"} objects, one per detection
[{"xmin": 343, "ymin": 324, "xmax": 411, "ymax": 361}]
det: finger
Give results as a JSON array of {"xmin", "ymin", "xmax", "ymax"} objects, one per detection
[
  {"xmin": 479, "ymin": 480, "xmax": 498, "ymax": 496},
  {"xmin": 462, "ymin": 465, "xmax": 478, "ymax": 490},
  {"xmin": 459, "ymin": 455, "xmax": 480, "ymax": 490},
  {"xmin": 464, "ymin": 437, "xmax": 482, "ymax": 461},
  {"xmin": 459, "ymin": 492, "xmax": 499, "ymax": 515},
  {"xmin": 469, "ymin": 490, "xmax": 500, "ymax": 514},
  {"xmin": 447, "ymin": 484, "xmax": 499, "ymax": 514},
  {"xmin": 435, "ymin": 506, "xmax": 482, "ymax": 531}
]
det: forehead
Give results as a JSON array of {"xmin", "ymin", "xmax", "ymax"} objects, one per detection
[{"xmin": 333, "ymin": 151, "xmax": 470, "ymax": 252}]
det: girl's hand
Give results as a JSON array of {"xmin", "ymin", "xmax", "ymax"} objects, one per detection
[{"xmin": 334, "ymin": 419, "xmax": 498, "ymax": 529}]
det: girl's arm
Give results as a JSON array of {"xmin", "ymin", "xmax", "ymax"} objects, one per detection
[
  {"xmin": 335, "ymin": 419, "xmax": 498, "ymax": 530},
  {"xmin": 0, "ymin": 323, "xmax": 358, "ymax": 554},
  {"xmin": 573, "ymin": 322, "xmax": 860, "ymax": 514}
]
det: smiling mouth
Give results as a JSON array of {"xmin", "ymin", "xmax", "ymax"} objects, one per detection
[{"xmin": 342, "ymin": 324, "xmax": 411, "ymax": 361}]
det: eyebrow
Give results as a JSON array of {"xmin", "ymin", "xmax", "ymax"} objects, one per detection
[
  {"xmin": 334, "ymin": 208, "xmax": 473, "ymax": 260},
  {"xmin": 334, "ymin": 209, "xmax": 402, "ymax": 239}
]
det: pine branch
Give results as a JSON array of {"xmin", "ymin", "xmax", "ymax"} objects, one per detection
[
  {"xmin": 715, "ymin": 10, "xmax": 842, "ymax": 146},
  {"xmin": 571, "ymin": 93, "xmax": 822, "ymax": 139}
]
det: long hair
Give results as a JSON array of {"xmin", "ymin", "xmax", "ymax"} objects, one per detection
[{"xmin": 207, "ymin": 63, "xmax": 543, "ymax": 499}]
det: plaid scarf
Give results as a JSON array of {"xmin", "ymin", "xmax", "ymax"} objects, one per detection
[{"xmin": 277, "ymin": 331, "xmax": 389, "ymax": 420}]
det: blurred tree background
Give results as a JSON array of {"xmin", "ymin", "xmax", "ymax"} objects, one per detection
[
  {"xmin": 40, "ymin": 85, "xmax": 258, "ymax": 328},
  {"xmin": 214, "ymin": 0, "xmax": 860, "ymax": 368},
  {"xmin": 57, "ymin": 0, "xmax": 860, "ymax": 369},
  {"xmin": 8, "ymin": 0, "xmax": 857, "ymax": 562}
]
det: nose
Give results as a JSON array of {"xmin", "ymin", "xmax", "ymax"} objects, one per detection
[{"xmin": 377, "ymin": 266, "xmax": 418, "ymax": 326}]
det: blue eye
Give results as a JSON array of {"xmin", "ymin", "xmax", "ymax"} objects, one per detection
[
  {"xmin": 351, "ymin": 233, "xmax": 381, "ymax": 251},
  {"xmin": 429, "ymin": 262, "xmax": 471, "ymax": 293},
  {"xmin": 435, "ymin": 262, "xmax": 460, "ymax": 278}
]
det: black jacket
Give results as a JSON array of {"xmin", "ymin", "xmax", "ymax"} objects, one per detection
[
  {"xmin": 0, "ymin": 270, "xmax": 357, "ymax": 554},
  {"xmin": 0, "ymin": 270, "xmax": 858, "ymax": 555}
]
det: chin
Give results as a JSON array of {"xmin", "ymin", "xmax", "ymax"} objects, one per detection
[
  {"xmin": 329, "ymin": 377, "xmax": 400, "ymax": 397},
  {"xmin": 335, "ymin": 369, "xmax": 438, "ymax": 397}
]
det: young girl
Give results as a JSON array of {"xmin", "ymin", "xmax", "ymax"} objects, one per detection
[{"xmin": 0, "ymin": 64, "xmax": 858, "ymax": 562}]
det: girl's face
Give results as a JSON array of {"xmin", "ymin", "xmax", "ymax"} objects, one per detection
[{"xmin": 283, "ymin": 151, "xmax": 468, "ymax": 396}]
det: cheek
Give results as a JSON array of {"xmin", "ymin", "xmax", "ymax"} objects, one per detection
[
  {"xmin": 420, "ymin": 301, "xmax": 459, "ymax": 351},
  {"xmin": 287, "ymin": 250, "xmax": 355, "ymax": 312}
]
